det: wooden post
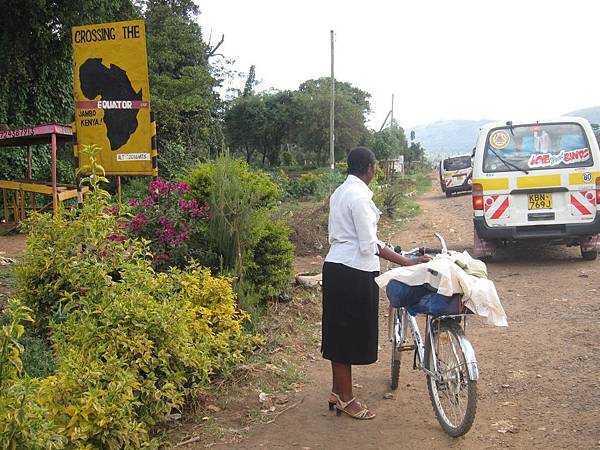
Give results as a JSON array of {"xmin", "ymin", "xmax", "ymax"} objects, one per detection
[
  {"xmin": 12, "ymin": 191, "xmax": 19, "ymax": 223},
  {"xmin": 117, "ymin": 176, "xmax": 122, "ymax": 205},
  {"xmin": 2, "ymin": 189, "xmax": 8, "ymax": 223},
  {"xmin": 51, "ymin": 133, "xmax": 57, "ymax": 213},
  {"xmin": 27, "ymin": 145, "xmax": 32, "ymax": 178},
  {"xmin": 28, "ymin": 145, "xmax": 35, "ymax": 210},
  {"xmin": 20, "ymin": 189, "xmax": 26, "ymax": 219}
]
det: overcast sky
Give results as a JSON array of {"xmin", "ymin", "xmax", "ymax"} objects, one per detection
[{"xmin": 196, "ymin": 0, "xmax": 600, "ymax": 130}]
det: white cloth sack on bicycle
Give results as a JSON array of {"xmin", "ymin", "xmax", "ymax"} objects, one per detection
[{"xmin": 375, "ymin": 251, "xmax": 507, "ymax": 327}]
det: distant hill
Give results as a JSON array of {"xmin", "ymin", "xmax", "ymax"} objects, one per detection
[
  {"xmin": 564, "ymin": 106, "xmax": 600, "ymax": 124},
  {"xmin": 409, "ymin": 106, "xmax": 600, "ymax": 159},
  {"xmin": 407, "ymin": 119, "xmax": 493, "ymax": 160}
]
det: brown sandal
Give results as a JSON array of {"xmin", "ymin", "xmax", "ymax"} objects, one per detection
[
  {"xmin": 328, "ymin": 392, "xmax": 340, "ymax": 411},
  {"xmin": 335, "ymin": 397, "xmax": 376, "ymax": 420}
]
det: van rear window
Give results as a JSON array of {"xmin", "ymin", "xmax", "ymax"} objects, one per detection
[
  {"xmin": 483, "ymin": 123, "xmax": 593, "ymax": 172},
  {"xmin": 443, "ymin": 156, "xmax": 471, "ymax": 171}
]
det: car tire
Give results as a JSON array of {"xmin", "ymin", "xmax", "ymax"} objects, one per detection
[{"xmin": 581, "ymin": 249, "xmax": 597, "ymax": 261}]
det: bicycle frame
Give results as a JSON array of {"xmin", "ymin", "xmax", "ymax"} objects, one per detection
[{"xmin": 389, "ymin": 307, "xmax": 479, "ymax": 382}]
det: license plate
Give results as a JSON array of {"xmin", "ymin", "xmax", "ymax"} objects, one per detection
[{"xmin": 528, "ymin": 193, "xmax": 552, "ymax": 209}]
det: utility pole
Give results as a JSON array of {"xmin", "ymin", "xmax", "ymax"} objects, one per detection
[
  {"xmin": 329, "ymin": 30, "xmax": 335, "ymax": 171},
  {"xmin": 391, "ymin": 94, "xmax": 394, "ymax": 128}
]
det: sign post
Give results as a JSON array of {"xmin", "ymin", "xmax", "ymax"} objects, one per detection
[{"xmin": 72, "ymin": 20, "xmax": 157, "ymax": 176}]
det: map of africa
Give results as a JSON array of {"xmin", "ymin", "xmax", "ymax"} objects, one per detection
[{"xmin": 79, "ymin": 58, "xmax": 142, "ymax": 150}]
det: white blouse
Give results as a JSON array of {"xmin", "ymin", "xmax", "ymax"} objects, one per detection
[{"xmin": 325, "ymin": 175, "xmax": 385, "ymax": 272}]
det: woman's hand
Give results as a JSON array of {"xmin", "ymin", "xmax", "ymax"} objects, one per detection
[
  {"xmin": 377, "ymin": 245, "xmax": 432, "ymax": 266},
  {"xmin": 408, "ymin": 255, "xmax": 431, "ymax": 265}
]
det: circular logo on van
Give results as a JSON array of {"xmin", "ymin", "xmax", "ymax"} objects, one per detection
[{"xmin": 490, "ymin": 130, "xmax": 510, "ymax": 149}]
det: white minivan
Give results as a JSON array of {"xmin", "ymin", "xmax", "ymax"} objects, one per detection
[
  {"xmin": 439, "ymin": 154, "xmax": 473, "ymax": 197},
  {"xmin": 471, "ymin": 117, "xmax": 600, "ymax": 260}
]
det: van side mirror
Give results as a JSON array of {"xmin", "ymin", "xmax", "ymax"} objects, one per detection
[{"xmin": 471, "ymin": 147, "xmax": 476, "ymax": 158}]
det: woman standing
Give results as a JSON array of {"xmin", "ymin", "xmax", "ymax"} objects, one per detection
[{"xmin": 322, "ymin": 146, "xmax": 429, "ymax": 420}]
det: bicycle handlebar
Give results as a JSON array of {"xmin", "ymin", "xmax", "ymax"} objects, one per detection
[
  {"xmin": 392, "ymin": 234, "xmax": 449, "ymax": 257},
  {"xmin": 393, "ymin": 246, "xmax": 443, "ymax": 256}
]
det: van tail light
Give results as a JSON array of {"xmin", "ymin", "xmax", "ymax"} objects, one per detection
[
  {"xmin": 596, "ymin": 177, "xmax": 600, "ymax": 207},
  {"xmin": 472, "ymin": 183, "xmax": 484, "ymax": 210}
]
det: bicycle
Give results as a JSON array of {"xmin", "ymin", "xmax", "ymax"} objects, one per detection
[{"xmin": 387, "ymin": 233, "xmax": 478, "ymax": 437}]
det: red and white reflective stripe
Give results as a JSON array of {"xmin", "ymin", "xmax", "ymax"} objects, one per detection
[
  {"xmin": 484, "ymin": 195, "xmax": 510, "ymax": 220},
  {"xmin": 570, "ymin": 191, "xmax": 596, "ymax": 216},
  {"xmin": 445, "ymin": 178, "xmax": 453, "ymax": 187}
]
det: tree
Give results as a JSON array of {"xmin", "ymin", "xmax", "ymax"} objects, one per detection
[
  {"xmin": 295, "ymin": 78, "xmax": 370, "ymax": 164},
  {"xmin": 0, "ymin": 0, "xmax": 137, "ymax": 181},
  {"xmin": 406, "ymin": 141, "xmax": 425, "ymax": 164},
  {"xmin": 243, "ymin": 65, "xmax": 257, "ymax": 97},
  {"xmin": 145, "ymin": 0, "xmax": 224, "ymax": 178},
  {"xmin": 366, "ymin": 124, "xmax": 408, "ymax": 161},
  {"xmin": 223, "ymin": 94, "xmax": 267, "ymax": 163}
]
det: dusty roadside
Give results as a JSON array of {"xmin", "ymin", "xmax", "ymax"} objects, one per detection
[{"xmin": 203, "ymin": 189, "xmax": 600, "ymax": 449}]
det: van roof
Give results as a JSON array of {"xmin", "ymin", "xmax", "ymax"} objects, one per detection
[
  {"xmin": 480, "ymin": 116, "xmax": 592, "ymax": 133},
  {"xmin": 444, "ymin": 154, "xmax": 471, "ymax": 160}
]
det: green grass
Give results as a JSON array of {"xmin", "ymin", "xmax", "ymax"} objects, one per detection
[
  {"xmin": 395, "ymin": 196, "xmax": 421, "ymax": 219},
  {"xmin": 415, "ymin": 172, "xmax": 433, "ymax": 193}
]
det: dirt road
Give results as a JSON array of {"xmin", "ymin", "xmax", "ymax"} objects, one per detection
[{"xmin": 212, "ymin": 189, "xmax": 600, "ymax": 449}]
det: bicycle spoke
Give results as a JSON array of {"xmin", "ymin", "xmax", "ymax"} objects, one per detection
[{"xmin": 432, "ymin": 329, "xmax": 471, "ymax": 427}]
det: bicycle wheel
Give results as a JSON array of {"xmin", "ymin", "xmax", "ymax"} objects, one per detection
[
  {"xmin": 425, "ymin": 318, "xmax": 477, "ymax": 437},
  {"xmin": 390, "ymin": 308, "xmax": 402, "ymax": 390}
]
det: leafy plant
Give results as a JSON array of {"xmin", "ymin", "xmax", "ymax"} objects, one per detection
[
  {"xmin": 284, "ymin": 169, "xmax": 345, "ymax": 199},
  {"xmin": 7, "ymin": 165, "xmax": 261, "ymax": 448},
  {"xmin": 20, "ymin": 334, "xmax": 56, "ymax": 378},
  {"xmin": 185, "ymin": 155, "xmax": 294, "ymax": 304},
  {"xmin": 246, "ymin": 221, "xmax": 295, "ymax": 300},
  {"xmin": 126, "ymin": 179, "xmax": 211, "ymax": 271},
  {"xmin": 0, "ymin": 300, "xmax": 32, "ymax": 387}
]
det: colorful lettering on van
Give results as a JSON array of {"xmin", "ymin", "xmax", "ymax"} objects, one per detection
[{"xmin": 528, "ymin": 148, "xmax": 590, "ymax": 168}]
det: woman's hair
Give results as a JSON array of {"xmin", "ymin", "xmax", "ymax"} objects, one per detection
[{"xmin": 347, "ymin": 146, "xmax": 376, "ymax": 176}]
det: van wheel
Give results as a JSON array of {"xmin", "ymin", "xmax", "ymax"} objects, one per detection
[
  {"xmin": 445, "ymin": 191, "xmax": 452, "ymax": 198},
  {"xmin": 581, "ymin": 249, "xmax": 597, "ymax": 261}
]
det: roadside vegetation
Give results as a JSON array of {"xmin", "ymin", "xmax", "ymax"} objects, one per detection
[{"xmin": 0, "ymin": 0, "xmax": 433, "ymax": 447}]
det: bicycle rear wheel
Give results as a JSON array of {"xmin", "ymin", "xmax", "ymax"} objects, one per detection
[
  {"xmin": 425, "ymin": 318, "xmax": 477, "ymax": 437},
  {"xmin": 390, "ymin": 308, "xmax": 402, "ymax": 390}
]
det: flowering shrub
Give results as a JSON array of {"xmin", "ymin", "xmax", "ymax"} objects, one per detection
[
  {"xmin": 126, "ymin": 179, "xmax": 210, "ymax": 271},
  {"xmin": 6, "ymin": 165, "xmax": 260, "ymax": 448}
]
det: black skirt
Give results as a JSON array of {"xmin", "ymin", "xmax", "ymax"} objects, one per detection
[{"xmin": 321, "ymin": 262, "xmax": 379, "ymax": 365}]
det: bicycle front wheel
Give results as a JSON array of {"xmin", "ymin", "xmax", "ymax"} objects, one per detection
[
  {"xmin": 425, "ymin": 318, "xmax": 477, "ymax": 437},
  {"xmin": 390, "ymin": 308, "xmax": 402, "ymax": 390}
]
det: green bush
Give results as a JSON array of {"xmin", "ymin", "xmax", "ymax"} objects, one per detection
[
  {"xmin": 246, "ymin": 221, "xmax": 295, "ymax": 300},
  {"xmin": 2, "ymin": 154, "xmax": 261, "ymax": 448},
  {"xmin": 185, "ymin": 154, "xmax": 294, "ymax": 304},
  {"xmin": 284, "ymin": 169, "xmax": 345, "ymax": 199},
  {"xmin": 374, "ymin": 184, "xmax": 404, "ymax": 218},
  {"xmin": 0, "ymin": 301, "xmax": 64, "ymax": 450},
  {"xmin": 374, "ymin": 177, "xmax": 419, "ymax": 219},
  {"xmin": 37, "ymin": 263, "xmax": 257, "ymax": 449},
  {"xmin": 186, "ymin": 155, "xmax": 281, "ymax": 209},
  {"xmin": 20, "ymin": 334, "xmax": 56, "ymax": 378},
  {"xmin": 280, "ymin": 148, "xmax": 297, "ymax": 166}
]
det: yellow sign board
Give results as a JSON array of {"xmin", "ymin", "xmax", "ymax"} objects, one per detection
[{"xmin": 72, "ymin": 20, "xmax": 157, "ymax": 176}]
